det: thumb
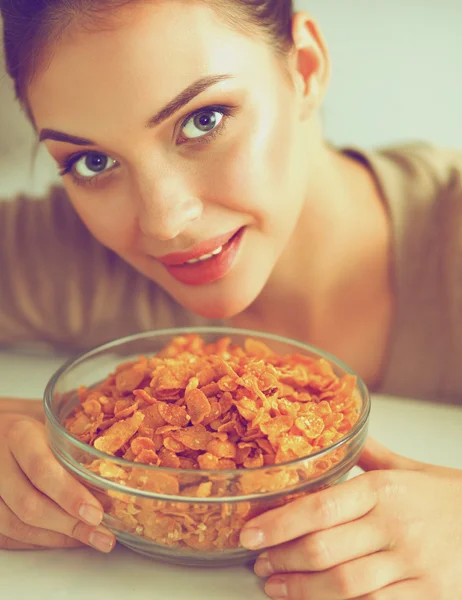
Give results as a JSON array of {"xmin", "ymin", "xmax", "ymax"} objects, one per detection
[{"xmin": 358, "ymin": 437, "xmax": 422, "ymax": 472}]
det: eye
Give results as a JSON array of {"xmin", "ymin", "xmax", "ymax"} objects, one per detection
[
  {"xmin": 73, "ymin": 152, "xmax": 117, "ymax": 179},
  {"xmin": 181, "ymin": 109, "xmax": 224, "ymax": 140}
]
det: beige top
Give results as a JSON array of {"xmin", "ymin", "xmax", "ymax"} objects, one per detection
[{"xmin": 1, "ymin": 144, "xmax": 461, "ymax": 403}]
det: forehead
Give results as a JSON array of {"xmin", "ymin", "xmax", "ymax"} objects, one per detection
[{"xmin": 29, "ymin": 1, "xmax": 274, "ymax": 136}]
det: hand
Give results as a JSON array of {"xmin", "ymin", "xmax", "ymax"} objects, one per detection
[
  {"xmin": 240, "ymin": 437, "xmax": 462, "ymax": 600},
  {"xmin": 0, "ymin": 413, "xmax": 115, "ymax": 552},
  {"xmin": 0, "ymin": 398, "xmax": 45, "ymax": 422}
]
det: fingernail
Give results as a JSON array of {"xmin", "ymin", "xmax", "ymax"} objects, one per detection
[
  {"xmin": 89, "ymin": 529, "xmax": 115, "ymax": 553},
  {"xmin": 266, "ymin": 578, "xmax": 287, "ymax": 600},
  {"xmin": 79, "ymin": 503, "xmax": 103, "ymax": 526},
  {"xmin": 240, "ymin": 527, "xmax": 265, "ymax": 549},
  {"xmin": 254, "ymin": 553, "xmax": 273, "ymax": 578}
]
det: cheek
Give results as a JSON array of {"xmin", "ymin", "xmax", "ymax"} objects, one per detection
[
  {"xmin": 205, "ymin": 114, "xmax": 297, "ymax": 229},
  {"xmin": 66, "ymin": 185, "xmax": 139, "ymax": 253}
]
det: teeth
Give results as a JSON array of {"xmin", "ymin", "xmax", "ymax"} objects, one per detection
[
  {"xmin": 198, "ymin": 252, "xmax": 214, "ymax": 261},
  {"xmin": 186, "ymin": 246, "xmax": 224, "ymax": 265}
]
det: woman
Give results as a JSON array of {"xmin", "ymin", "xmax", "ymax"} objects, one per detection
[{"xmin": 0, "ymin": 1, "xmax": 461, "ymax": 598}]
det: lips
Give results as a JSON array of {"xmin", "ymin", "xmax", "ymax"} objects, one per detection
[
  {"xmin": 160, "ymin": 227, "xmax": 246, "ymax": 286},
  {"xmin": 157, "ymin": 228, "xmax": 242, "ymax": 266}
]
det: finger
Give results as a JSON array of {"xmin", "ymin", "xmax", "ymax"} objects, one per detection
[
  {"xmin": 7, "ymin": 419, "xmax": 104, "ymax": 525},
  {"xmin": 0, "ymin": 497, "xmax": 85, "ymax": 549},
  {"xmin": 264, "ymin": 552, "xmax": 404, "ymax": 600},
  {"xmin": 0, "ymin": 400, "xmax": 44, "ymax": 422},
  {"xmin": 255, "ymin": 514, "xmax": 389, "ymax": 576},
  {"xmin": 241, "ymin": 475, "xmax": 377, "ymax": 550},
  {"xmin": 358, "ymin": 438, "xmax": 421, "ymax": 472},
  {"xmin": 1, "ymin": 536, "xmax": 83, "ymax": 550},
  {"xmin": 0, "ymin": 536, "xmax": 53, "ymax": 550},
  {"xmin": 356, "ymin": 578, "xmax": 424, "ymax": 599},
  {"xmin": 1, "ymin": 455, "xmax": 115, "ymax": 552}
]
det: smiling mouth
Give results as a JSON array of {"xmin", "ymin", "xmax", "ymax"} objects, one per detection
[
  {"xmin": 159, "ymin": 227, "xmax": 246, "ymax": 286},
  {"xmin": 156, "ymin": 227, "xmax": 243, "ymax": 266}
]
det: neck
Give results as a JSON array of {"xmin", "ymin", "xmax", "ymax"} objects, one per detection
[{"xmin": 233, "ymin": 141, "xmax": 393, "ymax": 385}]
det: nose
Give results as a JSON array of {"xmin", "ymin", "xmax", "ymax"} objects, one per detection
[{"xmin": 136, "ymin": 171, "xmax": 203, "ymax": 241}]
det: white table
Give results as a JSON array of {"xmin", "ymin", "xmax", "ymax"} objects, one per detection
[{"xmin": 1, "ymin": 350, "xmax": 461, "ymax": 600}]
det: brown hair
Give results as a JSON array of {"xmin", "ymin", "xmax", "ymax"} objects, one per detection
[{"xmin": 1, "ymin": 0, "xmax": 294, "ymax": 104}]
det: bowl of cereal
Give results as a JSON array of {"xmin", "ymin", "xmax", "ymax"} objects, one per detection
[{"xmin": 44, "ymin": 327, "xmax": 370, "ymax": 567}]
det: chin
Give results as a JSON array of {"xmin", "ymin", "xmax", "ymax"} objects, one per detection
[
  {"xmin": 176, "ymin": 291, "xmax": 248, "ymax": 320},
  {"xmin": 175, "ymin": 277, "xmax": 267, "ymax": 321},
  {"xmin": 186, "ymin": 298, "xmax": 245, "ymax": 320}
]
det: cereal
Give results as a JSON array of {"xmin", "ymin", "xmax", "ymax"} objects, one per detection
[
  {"xmin": 135, "ymin": 449, "xmax": 159, "ymax": 465},
  {"xmin": 64, "ymin": 335, "xmax": 361, "ymax": 553},
  {"xmin": 206, "ymin": 439, "xmax": 237, "ymax": 459},
  {"xmin": 93, "ymin": 412, "xmax": 144, "ymax": 455},
  {"xmin": 157, "ymin": 403, "xmax": 189, "ymax": 427},
  {"xmin": 185, "ymin": 389, "xmax": 211, "ymax": 425},
  {"xmin": 131, "ymin": 436, "xmax": 156, "ymax": 456},
  {"xmin": 115, "ymin": 365, "xmax": 147, "ymax": 394}
]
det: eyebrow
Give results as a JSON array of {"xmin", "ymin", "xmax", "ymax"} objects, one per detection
[
  {"xmin": 39, "ymin": 130, "xmax": 95, "ymax": 145},
  {"xmin": 147, "ymin": 74, "xmax": 233, "ymax": 128},
  {"xmin": 38, "ymin": 74, "xmax": 233, "ymax": 145}
]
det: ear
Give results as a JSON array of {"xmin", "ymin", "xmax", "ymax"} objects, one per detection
[{"xmin": 289, "ymin": 12, "xmax": 331, "ymax": 119}]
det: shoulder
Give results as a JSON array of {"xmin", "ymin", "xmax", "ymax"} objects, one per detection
[
  {"xmin": 2, "ymin": 184, "xmax": 87, "ymax": 237},
  {"xmin": 355, "ymin": 145, "xmax": 462, "ymax": 401},
  {"xmin": 4, "ymin": 184, "xmax": 89, "ymax": 231},
  {"xmin": 344, "ymin": 142, "xmax": 462, "ymax": 201},
  {"xmin": 380, "ymin": 143, "xmax": 462, "ymax": 194}
]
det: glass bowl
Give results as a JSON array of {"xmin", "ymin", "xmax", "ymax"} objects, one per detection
[{"xmin": 44, "ymin": 327, "xmax": 370, "ymax": 567}]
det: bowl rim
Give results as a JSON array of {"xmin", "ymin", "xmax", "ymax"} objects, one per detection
[{"xmin": 44, "ymin": 326, "xmax": 371, "ymax": 476}]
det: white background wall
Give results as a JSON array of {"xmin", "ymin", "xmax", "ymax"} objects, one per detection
[{"xmin": 1, "ymin": 0, "xmax": 461, "ymax": 197}]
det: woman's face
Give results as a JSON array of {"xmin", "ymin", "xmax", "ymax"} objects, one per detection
[{"xmin": 29, "ymin": 1, "xmax": 312, "ymax": 319}]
